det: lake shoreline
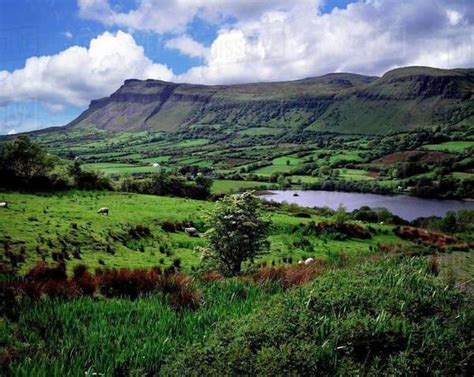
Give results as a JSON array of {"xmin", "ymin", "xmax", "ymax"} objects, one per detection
[{"xmin": 259, "ymin": 190, "xmax": 474, "ymax": 221}]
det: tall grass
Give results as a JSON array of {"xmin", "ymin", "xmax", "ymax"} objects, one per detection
[{"xmin": 4, "ymin": 279, "xmax": 274, "ymax": 376}]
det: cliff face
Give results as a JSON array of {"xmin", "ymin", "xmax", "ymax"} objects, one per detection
[{"xmin": 65, "ymin": 66, "xmax": 474, "ymax": 135}]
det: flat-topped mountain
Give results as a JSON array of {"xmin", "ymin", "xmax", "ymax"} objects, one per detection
[{"xmin": 65, "ymin": 66, "xmax": 474, "ymax": 135}]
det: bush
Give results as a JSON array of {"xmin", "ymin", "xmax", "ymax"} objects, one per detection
[
  {"xmin": 161, "ymin": 220, "xmax": 179, "ymax": 232},
  {"xmin": 202, "ymin": 192, "xmax": 270, "ymax": 276}
]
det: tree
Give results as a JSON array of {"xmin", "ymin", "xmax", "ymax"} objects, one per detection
[
  {"xmin": 334, "ymin": 204, "xmax": 348, "ymax": 226},
  {"xmin": 203, "ymin": 192, "xmax": 270, "ymax": 276},
  {"xmin": 1, "ymin": 135, "xmax": 52, "ymax": 180}
]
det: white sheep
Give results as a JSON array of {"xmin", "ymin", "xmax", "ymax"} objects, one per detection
[
  {"xmin": 304, "ymin": 258, "xmax": 315, "ymax": 265},
  {"xmin": 184, "ymin": 227, "xmax": 199, "ymax": 237},
  {"xmin": 0, "ymin": 201, "xmax": 8, "ymax": 208},
  {"xmin": 97, "ymin": 207, "xmax": 109, "ymax": 216}
]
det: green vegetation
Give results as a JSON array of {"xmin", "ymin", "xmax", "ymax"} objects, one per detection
[
  {"xmin": 15, "ymin": 122, "xmax": 472, "ymax": 199},
  {"xmin": 164, "ymin": 257, "xmax": 472, "ymax": 376},
  {"xmin": 211, "ymin": 180, "xmax": 276, "ymax": 193},
  {"xmin": 3, "ymin": 279, "xmax": 275, "ymax": 376},
  {"xmin": 0, "ymin": 191, "xmax": 412, "ymax": 274},
  {"xmin": 2, "ymin": 256, "xmax": 472, "ymax": 375},
  {"xmin": 424, "ymin": 140, "xmax": 474, "ymax": 153},
  {"xmin": 201, "ymin": 192, "xmax": 269, "ymax": 275},
  {"xmin": 1, "ymin": 67, "xmax": 474, "ymax": 376}
]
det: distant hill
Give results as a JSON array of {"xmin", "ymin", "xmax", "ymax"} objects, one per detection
[{"xmin": 59, "ymin": 66, "xmax": 474, "ymax": 136}]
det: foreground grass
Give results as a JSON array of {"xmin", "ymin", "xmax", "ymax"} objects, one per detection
[
  {"xmin": 164, "ymin": 257, "xmax": 473, "ymax": 376},
  {"xmin": 2, "ymin": 257, "xmax": 471, "ymax": 376},
  {"xmin": 3, "ymin": 280, "xmax": 275, "ymax": 376}
]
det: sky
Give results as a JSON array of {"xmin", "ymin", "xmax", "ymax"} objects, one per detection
[{"xmin": 0, "ymin": 0, "xmax": 473, "ymax": 135}]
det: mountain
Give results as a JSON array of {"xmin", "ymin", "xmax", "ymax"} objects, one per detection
[{"xmin": 64, "ymin": 66, "xmax": 474, "ymax": 136}]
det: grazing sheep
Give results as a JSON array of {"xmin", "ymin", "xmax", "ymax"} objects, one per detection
[
  {"xmin": 97, "ymin": 207, "xmax": 109, "ymax": 216},
  {"xmin": 304, "ymin": 258, "xmax": 315, "ymax": 265},
  {"xmin": 184, "ymin": 227, "xmax": 199, "ymax": 237},
  {"xmin": 0, "ymin": 201, "xmax": 8, "ymax": 208}
]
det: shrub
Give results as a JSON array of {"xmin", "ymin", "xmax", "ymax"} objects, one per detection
[
  {"xmin": 199, "ymin": 270, "xmax": 224, "ymax": 283},
  {"xmin": 71, "ymin": 264, "xmax": 97, "ymax": 296},
  {"xmin": 161, "ymin": 220, "xmax": 178, "ymax": 232},
  {"xmin": 202, "ymin": 192, "xmax": 270, "ymax": 276},
  {"xmin": 172, "ymin": 258, "xmax": 181, "ymax": 269}
]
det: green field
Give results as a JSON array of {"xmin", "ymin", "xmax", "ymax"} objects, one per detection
[
  {"xmin": 239, "ymin": 127, "xmax": 282, "ymax": 136},
  {"xmin": 424, "ymin": 141, "xmax": 474, "ymax": 153},
  {"xmin": 338, "ymin": 168, "xmax": 374, "ymax": 181},
  {"xmin": 254, "ymin": 155, "xmax": 302, "ymax": 176},
  {"xmin": 82, "ymin": 163, "xmax": 162, "ymax": 174},
  {"xmin": 0, "ymin": 191, "xmax": 408, "ymax": 274},
  {"xmin": 288, "ymin": 175, "xmax": 320, "ymax": 184},
  {"xmin": 211, "ymin": 180, "xmax": 276, "ymax": 193},
  {"xmin": 174, "ymin": 138, "xmax": 209, "ymax": 147}
]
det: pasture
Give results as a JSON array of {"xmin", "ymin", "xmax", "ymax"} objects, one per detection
[
  {"xmin": 0, "ymin": 191, "xmax": 407, "ymax": 274},
  {"xmin": 423, "ymin": 140, "xmax": 474, "ymax": 153}
]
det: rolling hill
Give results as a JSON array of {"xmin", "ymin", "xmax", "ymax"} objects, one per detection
[{"xmin": 62, "ymin": 66, "xmax": 474, "ymax": 137}]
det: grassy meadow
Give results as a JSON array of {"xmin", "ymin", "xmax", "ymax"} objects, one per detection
[{"xmin": 0, "ymin": 190, "xmax": 408, "ymax": 275}]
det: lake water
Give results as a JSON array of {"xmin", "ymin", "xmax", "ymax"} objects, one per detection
[{"xmin": 260, "ymin": 190, "xmax": 474, "ymax": 221}]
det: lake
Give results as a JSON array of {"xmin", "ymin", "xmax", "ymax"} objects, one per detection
[{"xmin": 260, "ymin": 190, "xmax": 474, "ymax": 221}]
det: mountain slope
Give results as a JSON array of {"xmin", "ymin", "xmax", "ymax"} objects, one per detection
[{"xmin": 65, "ymin": 66, "xmax": 474, "ymax": 135}]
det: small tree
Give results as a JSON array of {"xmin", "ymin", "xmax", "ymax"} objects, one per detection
[
  {"xmin": 334, "ymin": 204, "xmax": 348, "ymax": 226},
  {"xmin": 203, "ymin": 192, "xmax": 270, "ymax": 276}
]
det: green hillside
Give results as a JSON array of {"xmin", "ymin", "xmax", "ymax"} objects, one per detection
[{"xmin": 43, "ymin": 66, "xmax": 473, "ymax": 138}]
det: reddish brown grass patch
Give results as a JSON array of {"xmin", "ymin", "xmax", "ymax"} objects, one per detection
[{"xmin": 253, "ymin": 260, "xmax": 327, "ymax": 289}]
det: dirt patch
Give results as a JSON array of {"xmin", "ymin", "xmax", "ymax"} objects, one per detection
[
  {"xmin": 223, "ymin": 158, "xmax": 254, "ymax": 168},
  {"xmin": 373, "ymin": 151, "xmax": 452, "ymax": 165}
]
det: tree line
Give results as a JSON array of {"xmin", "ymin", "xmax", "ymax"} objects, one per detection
[{"xmin": 0, "ymin": 136, "xmax": 212, "ymax": 200}]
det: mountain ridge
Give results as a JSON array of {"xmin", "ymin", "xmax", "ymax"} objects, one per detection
[{"xmin": 46, "ymin": 66, "xmax": 474, "ymax": 136}]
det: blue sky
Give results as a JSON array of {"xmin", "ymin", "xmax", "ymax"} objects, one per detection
[{"xmin": 0, "ymin": 0, "xmax": 472, "ymax": 134}]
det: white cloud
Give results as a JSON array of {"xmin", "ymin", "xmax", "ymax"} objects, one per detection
[
  {"xmin": 62, "ymin": 31, "xmax": 74, "ymax": 39},
  {"xmin": 7, "ymin": 129, "xmax": 17, "ymax": 135},
  {"xmin": 78, "ymin": 0, "xmax": 316, "ymax": 34},
  {"xmin": 176, "ymin": 0, "xmax": 474, "ymax": 84},
  {"xmin": 0, "ymin": 31, "xmax": 174, "ymax": 108},
  {"xmin": 165, "ymin": 35, "xmax": 209, "ymax": 59}
]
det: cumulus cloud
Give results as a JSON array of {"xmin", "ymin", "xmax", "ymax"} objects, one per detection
[
  {"xmin": 174, "ymin": 0, "xmax": 474, "ymax": 84},
  {"xmin": 0, "ymin": 31, "xmax": 173, "ymax": 108},
  {"xmin": 78, "ymin": 0, "xmax": 315, "ymax": 34},
  {"xmin": 165, "ymin": 35, "xmax": 209, "ymax": 59}
]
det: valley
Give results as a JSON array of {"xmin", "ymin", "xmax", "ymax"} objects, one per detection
[
  {"xmin": 1, "ymin": 65, "xmax": 473, "ymax": 376},
  {"xmin": 21, "ymin": 66, "xmax": 473, "ymax": 199}
]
